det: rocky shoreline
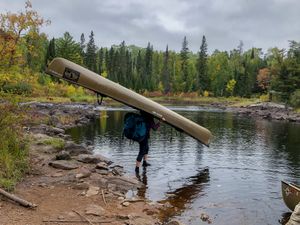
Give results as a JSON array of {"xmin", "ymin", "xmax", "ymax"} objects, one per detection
[
  {"xmin": 0, "ymin": 102, "xmax": 185, "ymax": 225},
  {"xmin": 228, "ymin": 102, "xmax": 300, "ymax": 123}
]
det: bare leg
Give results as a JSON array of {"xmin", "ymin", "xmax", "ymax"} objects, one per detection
[
  {"xmin": 136, "ymin": 160, "xmax": 141, "ymax": 168},
  {"xmin": 143, "ymin": 154, "xmax": 148, "ymax": 162}
]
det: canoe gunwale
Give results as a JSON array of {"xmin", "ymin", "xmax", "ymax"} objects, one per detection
[{"xmin": 281, "ymin": 181, "xmax": 300, "ymax": 211}]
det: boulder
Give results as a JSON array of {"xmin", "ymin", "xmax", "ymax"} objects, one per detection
[
  {"xmin": 77, "ymin": 154, "xmax": 112, "ymax": 164},
  {"xmin": 64, "ymin": 142, "xmax": 91, "ymax": 156},
  {"xmin": 49, "ymin": 160, "xmax": 79, "ymax": 170},
  {"xmin": 55, "ymin": 151, "xmax": 71, "ymax": 160}
]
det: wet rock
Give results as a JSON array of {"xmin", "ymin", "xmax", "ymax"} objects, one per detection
[
  {"xmin": 95, "ymin": 169, "xmax": 109, "ymax": 175},
  {"xmin": 55, "ymin": 151, "xmax": 71, "ymax": 160},
  {"xmin": 49, "ymin": 160, "xmax": 79, "ymax": 170},
  {"xmin": 85, "ymin": 204, "xmax": 105, "ymax": 216},
  {"xmin": 112, "ymin": 166, "xmax": 124, "ymax": 176},
  {"xmin": 86, "ymin": 186, "xmax": 99, "ymax": 197},
  {"xmin": 200, "ymin": 213, "xmax": 212, "ymax": 224},
  {"xmin": 166, "ymin": 220, "xmax": 185, "ymax": 225},
  {"xmin": 77, "ymin": 154, "xmax": 112, "ymax": 164},
  {"xmin": 107, "ymin": 176, "xmax": 142, "ymax": 192},
  {"xmin": 64, "ymin": 142, "xmax": 91, "ymax": 156},
  {"xmin": 96, "ymin": 162, "xmax": 109, "ymax": 170}
]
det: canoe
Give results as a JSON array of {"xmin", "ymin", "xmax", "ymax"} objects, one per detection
[
  {"xmin": 282, "ymin": 181, "xmax": 300, "ymax": 211},
  {"xmin": 46, "ymin": 58, "xmax": 213, "ymax": 146}
]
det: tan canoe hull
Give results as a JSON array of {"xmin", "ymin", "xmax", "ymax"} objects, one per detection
[
  {"xmin": 282, "ymin": 181, "xmax": 300, "ymax": 211},
  {"xmin": 46, "ymin": 58, "xmax": 213, "ymax": 146}
]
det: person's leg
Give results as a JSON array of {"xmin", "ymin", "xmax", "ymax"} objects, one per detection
[
  {"xmin": 136, "ymin": 139, "xmax": 147, "ymax": 172},
  {"xmin": 142, "ymin": 139, "xmax": 151, "ymax": 167}
]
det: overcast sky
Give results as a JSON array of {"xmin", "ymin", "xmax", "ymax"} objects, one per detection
[{"xmin": 1, "ymin": 0, "xmax": 299, "ymax": 53}]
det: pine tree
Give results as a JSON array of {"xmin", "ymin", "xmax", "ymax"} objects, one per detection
[
  {"xmin": 45, "ymin": 37, "xmax": 56, "ymax": 67},
  {"xmin": 144, "ymin": 42, "xmax": 153, "ymax": 90},
  {"xmin": 197, "ymin": 35, "xmax": 209, "ymax": 93},
  {"xmin": 85, "ymin": 31, "xmax": 97, "ymax": 72},
  {"xmin": 80, "ymin": 33, "xmax": 86, "ymax": 60},
  {"xmin": 97, "ymin": 47, "xmax": 105, "ymax": 75},
  {"xmin": 180, "ymin": 36, "xmax": 189, "ymax": 92},
  {"xmin": 162, "ymin": 45, "xmax": 171, "ymax": 94},
  {"xmin": 56, "ymin": 32, "xmax": 82, "ymax": 65}
]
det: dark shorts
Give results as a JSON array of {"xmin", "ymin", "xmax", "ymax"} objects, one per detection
[{"xmin": 137, "ymin": 138, "xmax": 149, "ymax": 162}]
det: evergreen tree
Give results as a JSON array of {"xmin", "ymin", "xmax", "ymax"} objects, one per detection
[
  {"xmin": 80, "ymin": 33, "xmax": 86, "ymax": 60},
  {"xmin": 97, "ymin": 47, "xmax": 105, "ymax": 75},
  {"xmin": 180, "ymin": 36, "xmax": 189, "ymax": 92},
  {"xmin": 85, "ymin": 30, "xmax": 97, "ymax": 72},
  {"xmin": 56, "ymin": 32, "xmax": 82, "ymax": 65},
  {"xmin": 162, "ymin": 45, "xmax": 171, "ymax": 94},
  {"xmin": 144, "ymin": 42, "xmax": 153, "ymax": 90},
  {"xmin": 197, "ymin": 35, "xmax": 209, "ymax": 92},
  {"xmin": 45, "ymin": 37, "xmax": 56, "ymax": 66}
]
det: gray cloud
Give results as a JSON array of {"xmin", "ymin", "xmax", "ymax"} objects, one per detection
[{"xmin": 1, "ymin": 0, "xmax": 299, "ymax": 53}]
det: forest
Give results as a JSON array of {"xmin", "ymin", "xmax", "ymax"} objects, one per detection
[{"xmin": 0, "ymin": 1, "xmax": 300, "ymax": 106}]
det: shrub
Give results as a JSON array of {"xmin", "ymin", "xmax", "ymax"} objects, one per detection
[
  {"xmin": 1, "ymin": 82, "xmax": 33, "ymax": 95},
  {"xmin": 0, "ymin": 104, "xmax": 29, "ymax": 191},
  {"xmin": 290, "ymin": 89, "xmax": 300, "ymax": 107}
]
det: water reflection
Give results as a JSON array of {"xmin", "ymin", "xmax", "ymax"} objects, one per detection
[
  {"xmin": 157, "ymin": 168, "xmax": 210, "ymax": 223},
  {"xmin": 66, "ymin": 107, "xmax": 300, "ymax": 225}
]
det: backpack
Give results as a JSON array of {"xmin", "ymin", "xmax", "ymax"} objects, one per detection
[{"xmin": 123, "ymin": 112, "xmax": 147, "ymax": 143}]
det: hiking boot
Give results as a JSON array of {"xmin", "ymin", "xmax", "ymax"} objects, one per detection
[
  {"xmin": 135, "ymin": 166, "xmax": 140, "ymax": 173},
  {"xmin": 142, "ymin": 161, "xmax": 151, "ymax": 167}
]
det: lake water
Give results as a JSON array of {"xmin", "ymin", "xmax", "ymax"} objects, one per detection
[{"xmin": 67, "ymin": 106, "xmax": 300, "ymax": 225}]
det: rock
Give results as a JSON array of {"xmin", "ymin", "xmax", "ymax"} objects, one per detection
[
  {"xmin": 118, "ymin": 197, "xmax": 125, "ymax": 201},
  {"xmin": 166, "ymin": 220, "xmax": 185, "ymax": 225},
  {"xmin": 65, "ymin": 142, "xmax": 91, "ymax": 156},
  {"xmin": 96, "ymin": 162, "xmax": 109, "ymax": 170},
  {"xmin": 49, "ymin": 160, "xmax": 79, "ymax": 170},
  {"xmin": 85, "ymin": 204, "xmax": 105, "ymax": 216},
  {"xmin": 200, "ymin": 213, "xmax": 212, "ymax": 224},
  {"xmin": 72, "ymin": 182, "xmax": 89, "ymax": 190},
  {"xmin": 57, "ymin": 215, "xmax": 65, "ymax": 220},
  {"xmin": 122, "ymin": 202, "xmax": 130, "ymax": 207},
  {"xmin": 95, "ymin": 169, "xmax": 109, "ymax": 175},
  {"xmin": 55, "ymin": 151, "xmax": 71, "ymax": 160},
  {"xmin": 51, "ymin": 172, "xmax": 64, "ymax": 177},
  {"xmin": 75, "ymin": 168, "xmax": 91, "ymax": 179},
  {"xmin": 107, "ymin": 176, "xmax": 142, "ymax": 192},
  {"xmin": 77, "ymin": 154, "xmax": 112, "ymax": 164},
  {"xmin": 112, "ymin": 167, "xmax": 124, "ymax": 176},
  {"xmin": 49, "ymin": 116, "xmax": 60, "ymax": 126},
  {"xmin": 48, "ymin": 127, "xmax": 65, "ymax": 135},
  {"xmin": 86, "ymin": 186, "xmax": 99, "ymax": 197}
]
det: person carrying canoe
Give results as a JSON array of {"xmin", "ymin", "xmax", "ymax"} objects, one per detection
[{"xmin": 135, "ymin": 111, "xmax": 163, "ymax": 173}]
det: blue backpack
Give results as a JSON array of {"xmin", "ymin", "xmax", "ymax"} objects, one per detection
[{"xmin": 123, "ymin": 113, "xmax": 147, "ymax": 143}]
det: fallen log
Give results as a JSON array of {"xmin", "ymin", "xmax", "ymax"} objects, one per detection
[{"xmin": 0, "ymin": 188, "xmax": 37, "ymax": 208}]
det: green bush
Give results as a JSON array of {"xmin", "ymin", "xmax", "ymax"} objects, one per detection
[
  {"xmin": 0, "ymin": 104, "xmax": 29, "ymax": 191},
  {"xmin": 290, "ymin": 89, "xmax": 300, "ymax": 107},
  {"xmin": 1, "ymin": 82, "xmax": 33, "ymax": 95}
]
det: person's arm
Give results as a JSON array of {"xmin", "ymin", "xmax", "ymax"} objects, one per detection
[{"xmin": 151, "ymin": 117, "xmax": 165, "ymax": 131}]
